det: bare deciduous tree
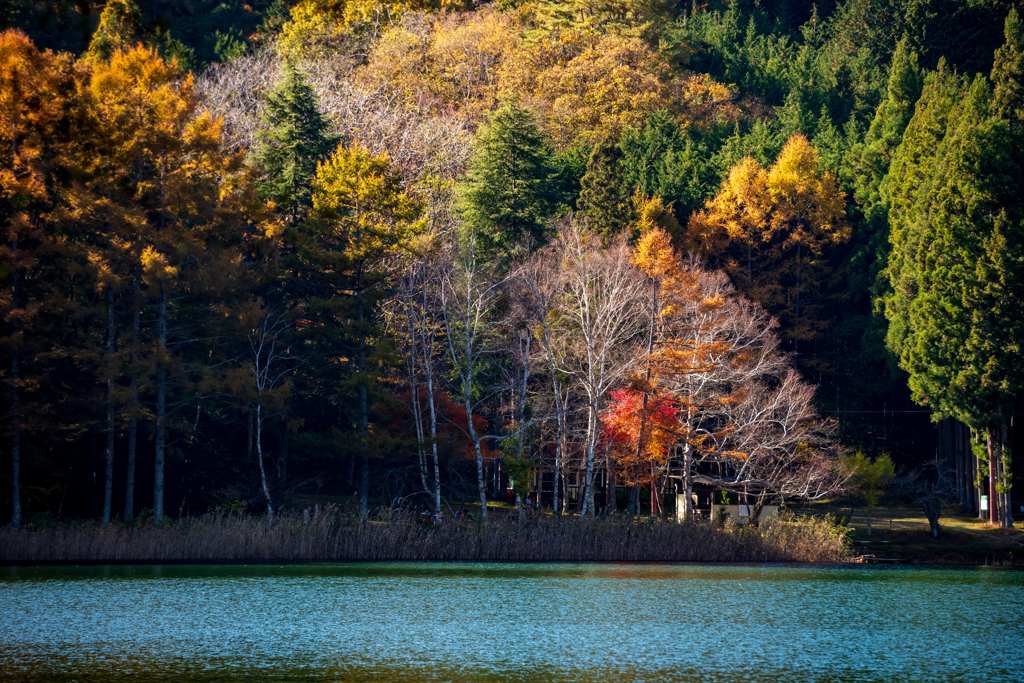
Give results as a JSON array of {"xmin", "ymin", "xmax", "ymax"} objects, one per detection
[{"xmin": 550, "ymin": 219, "xmax": 647, "ymax": 518}]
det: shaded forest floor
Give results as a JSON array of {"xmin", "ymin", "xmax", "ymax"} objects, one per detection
[{"xmin": 814, "ymin": 503, "xmax": 1024, "ymax": 566}]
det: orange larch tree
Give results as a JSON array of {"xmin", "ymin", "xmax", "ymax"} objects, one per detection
[{"xmin": 685, "ymin": 134, "xmax": 848, "ymax": 354}]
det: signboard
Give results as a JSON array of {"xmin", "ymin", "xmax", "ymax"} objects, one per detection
[
  {"xmin": 737, "ymin": 505, "xmax": 751, "ymax": 517},
  {"xmin": 980, "ymin": 495, "xmax": 989, "ymax": 511}
]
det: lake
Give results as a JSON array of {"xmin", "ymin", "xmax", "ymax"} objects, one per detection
[{"xmin": 1, "ymin": 563, "xmax": 1022, "ymax": 682}]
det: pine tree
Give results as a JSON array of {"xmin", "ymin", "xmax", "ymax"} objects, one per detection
[
  {"xmin": 252, "ymin": 60, "xmax": 338, "ymax": 224},
  {"xmin": 84, "ymin": 0, "xmax": 143, "ymax": 63},
  {"xmin": 578, "ymin": 134, "xmax": 634, "ymax": 237},
  {"xmin": 455, "ymin": 101, "xmax": 559, "ymax": 260}
]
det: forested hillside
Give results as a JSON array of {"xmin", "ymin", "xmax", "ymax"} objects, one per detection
[{"xmin": 2, "ymin": 0, "xmax": 1021, "ymax": 526}]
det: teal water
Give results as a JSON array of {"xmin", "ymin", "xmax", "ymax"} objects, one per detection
[{"xmin": 1, "ymin": 563, "xmax": 1022, "ymax": 682}]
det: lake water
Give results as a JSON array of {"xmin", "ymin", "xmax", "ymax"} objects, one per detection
[{"xmin": 1, "ymin": 563, "xmax": 1022, "ymax": 682}]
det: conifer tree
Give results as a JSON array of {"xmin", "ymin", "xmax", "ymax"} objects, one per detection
[
  {"xmin": 686, "ymin": 135, "xmax": 848, "ymax": 353},
  {"xmin": 295, "ymin": 143, "xmax": 424, "ymax": 520},
  {"xmin": 252, "ymin": 60, "xmax": 338, "ymax": 224},
  {"xmin": 73, "ymin": 45, "xmax": 275, "ymax": 523},
  {"xmin": 885, "ymin": 33, "xmax": 1024, "ymax": 526},
  {"xmin": 992, "ymin": 9, "xmax": 1024, "ymax": 137},
  {"xmin": 883, "ymin": 60, "xmax": 962, "ymax": 364},
  {"xmin": 846, "ymin": 37, "xmax": 923, "ymax": 384},
  {"xmin": 84, "ymin": 0, "xmax": 143, "ymax": 63},
  {"xmin": 578, "ymin": 135, "xmax": 635, "ymax": 238},
  {"xmin": 0, "ymin": 31, "xmax": 72, "ymax": 527},
  {"xmin": 455, "ymin": 101, "xmax": 559, "ymax": 260}
]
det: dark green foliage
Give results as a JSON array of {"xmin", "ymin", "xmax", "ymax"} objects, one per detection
[
  {"xmin": 841, "ymin": 37, "xmax": 924, "ymax": 377},
  {"xmin": 578, "ymin": 135, "xmax": 634, "ymax": 236},
  {"xmin": 251, "ymin": 61, "xmax": 339, "ymax": 224},
  {"xmin": 84, "ymin": 0, "xmax": 142, "ymax": 62},
  {"xmin": 619, "ymin": 112, "xmax": 718, "ymax": 225},
  {"xmin": 550, "ymin": 144, "xmax": 590, "ymax": 213},
  {"xmin": 4, "ymin": 0, "xmax": 281, "ymax": 65},
  {"xmin": 992, "ymin": 8, "xmax": 1024, "ymax": 133},
  {"xmin": 884, "ymin": 41, "xmax": 1024, "ymax": 431},
  {"xmin": 456, "ymin": 101, "xmax": 560, "ymax": 259},
  {"xmin": 883, "ymin": 60, "xmax": 963, "ymax": 366}
]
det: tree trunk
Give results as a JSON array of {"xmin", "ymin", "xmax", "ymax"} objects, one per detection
[
  {"xmin": 359, "ymin": 382, "xmax": 369, "ymax": 521},
  {"xmin": 606, "ymin": 456, "xmax": 617, "ymax": 514},
  {"xmin": 922, "ymin": 499, "xmax": 941, "ymax": 538},
  {"xmin": 10, "ymin": 348, "xmax": 20, "ymax": 528},
  {"xmin": 681, "ymin": 437, "xmax": 694, "ymax": 522},
  {"xmin": 124, "ymin": 272, "xmax": 140, "ymax": 522},
  {"xmin": 9, "ymin": 233, "xmax": 21, "ymax": 527},
  {"xmin": 1000, "ymin": 420, "xmax": 1012, "ymax": 528},
  {"xmin": 793, "ymin": 240, "xmax": 801, "ymax": 355},
  {"xmin": 255, "ymin": 403, "xmax": 273, "ymax": 521},
  {"xmin": 986, "ymin": 426, "xmax": 998, "ymax": 525},
  {"xmin": 154, "ymin": 283, "xmax": 167, "ymax": 523},
  {"xmin": 103, "ymin": 285, "xmax": 116, "ymax": 525},
  {"xmin": 466, "ymin": 391, "xmax": 487, "ymax": 520},
  {"xmin": 581, "ymin": 401, "xmax": 598, "ymax": 518},
  {"xmin": 973, "ymin": 428, "xmax": 984, "ymax": 520},
  {"xmin": 426, "ymin": 370, "xmax": 441, "ymax": 515},
  {"xmin": 358, "ymin": 273, "xmax": 370, "ymax": 521},
  {"xmin": 410, "ymin": 374, "xmax": 429, "ymax": 496},
  {"xmin": 541, "ymin": 327, "xmax": 564, "ymax": 516}
]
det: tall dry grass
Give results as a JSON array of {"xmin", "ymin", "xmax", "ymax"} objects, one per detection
[{"xmin": 0, "ymin": 509, "xmax": 850, "ymax": 564}]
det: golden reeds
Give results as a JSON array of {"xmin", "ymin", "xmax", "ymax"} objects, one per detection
[{"xmin": 0, "ymin": 509, "xmax": 850, "ymax": 563}]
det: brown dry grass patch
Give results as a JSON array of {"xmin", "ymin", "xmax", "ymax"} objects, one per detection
[{"xmin": 0, "ymin": 509, "xmax": 851, "ymax": 564}]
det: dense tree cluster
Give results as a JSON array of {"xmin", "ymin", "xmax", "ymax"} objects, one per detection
[{"xmin": 2, "ymin": 0, "xmax": 1022, "ymax": 527}]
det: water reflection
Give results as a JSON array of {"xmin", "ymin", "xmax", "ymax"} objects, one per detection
[{"xmin": 2, "ymin": 563, "xmax": 1022, "ymax": 682}]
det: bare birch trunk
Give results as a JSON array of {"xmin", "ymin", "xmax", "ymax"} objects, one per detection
[
  {"xmin": 255, "ymin": 402, "xmax": 273, "ymax": 521},
  {"xmin": 466, "ymin": 390, "xmax": 488, "ymax": 520}
]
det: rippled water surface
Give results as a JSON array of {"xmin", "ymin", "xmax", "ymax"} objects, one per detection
[{"xmin": 2, "ymin": 562, "xmax": 1023, "ymax": 682}]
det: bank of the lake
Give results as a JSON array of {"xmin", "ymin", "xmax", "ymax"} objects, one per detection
[
  {"xmin": 0, "ymin": 510, "xmax": 849, "ymax": 564},
  {"xmin": 2, "ymin": 562, "xmax": 1023, "ymax": 682}
]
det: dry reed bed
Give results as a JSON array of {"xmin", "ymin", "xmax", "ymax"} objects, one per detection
[{"xmin": 0, "ymin": 511, "xmax": 850, "ymax": 564}]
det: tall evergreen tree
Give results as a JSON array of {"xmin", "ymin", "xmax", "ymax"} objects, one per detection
[
  {"xmin": 883, "ymin": 60, "xmax": 962, "ymax": 365},
  {"xmin": 84, "ymin": 0, "xmax": 143, "ymax": 63},
  {"xmin": 252, "ymin": 60, "xmax": 338, "ymax": 224},
  {"xmin": 0, "ymin": 31, "xmax": 73, "ymax": 526},
  {"xmin": 455, "ymin": 101, "xmax": 559, "ymax": 260},
  {"xmin": 845, "ymin": 37, "xmax": 924, "ymax": 379},
  {"xmin": 885, "ymin": 27, "xmax": 1024, "ymax": 526},
  {"xmin": 578, "ymin": 134, "xmax": 634, "ymax": 237}
]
